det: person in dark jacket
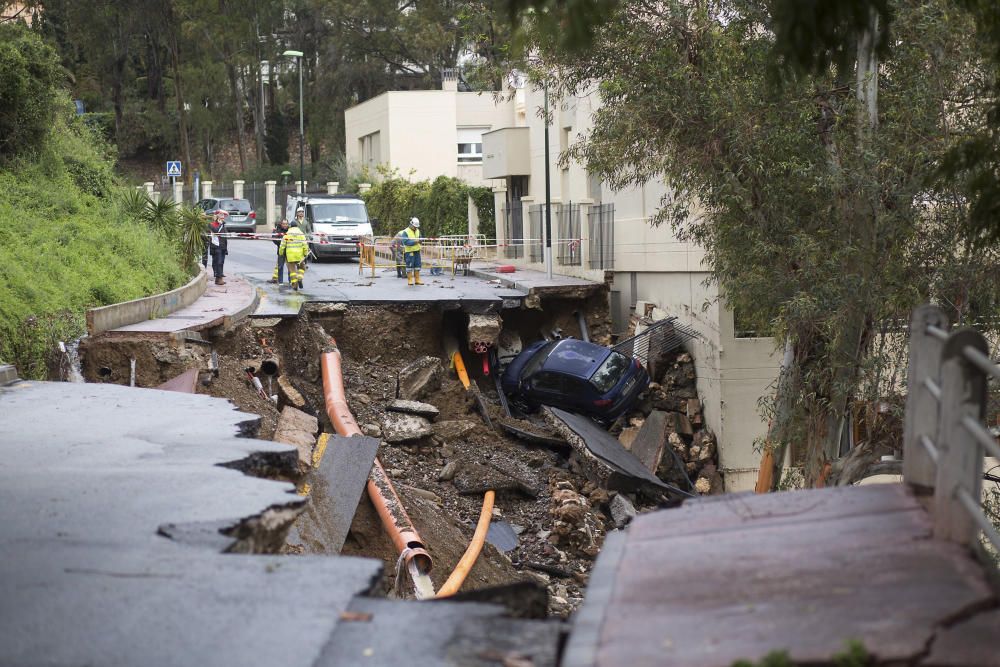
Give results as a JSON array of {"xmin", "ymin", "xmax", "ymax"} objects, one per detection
[
  {"xmin": 202, "ymin": 209, "xmax": 229, "ymax": 285},
  {"xmin": 270, "ymin": 219, "xmax": 290, "ymax": 283}
]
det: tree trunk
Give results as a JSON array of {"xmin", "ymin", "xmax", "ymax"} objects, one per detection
[
  {"xmin": 168, "ymin": 35, "xmax": 192, "ymax": 178},
  {"xmin": 227, "ymin": 62, "xmax": 248, "ymax": 175}
]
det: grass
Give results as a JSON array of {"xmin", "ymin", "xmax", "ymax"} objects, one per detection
[{"xmin": 0, "ymin": 111, "xmax": 188, "ymax": 379}]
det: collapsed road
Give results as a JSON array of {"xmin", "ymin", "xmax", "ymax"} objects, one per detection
[{"xmin": 1, "ymin": 241, "xmax": 725, "ymax": 664}]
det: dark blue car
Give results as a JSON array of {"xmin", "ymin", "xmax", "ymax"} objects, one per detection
[{"xmin": 501, "ymin": 339, "xmax": 649, "ymax": 420}]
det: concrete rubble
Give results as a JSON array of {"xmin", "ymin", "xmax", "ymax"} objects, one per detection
[
  {"xmin": 380, "ymin": 412, "xmax": 433, "ymax": 443},
  {"xmin": 386, "ymin": 398, "xmax": 440, "ymax": 420},
  {"xmin": 273, "ymin": 406, "xmax": 319, "ymax": 473},
  {"xmin": 396, "ymin": 355, "xmax": 442, "ymax": 401}
]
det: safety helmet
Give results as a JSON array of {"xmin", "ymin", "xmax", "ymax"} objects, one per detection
[
  {"xmin": 296, "ymin": 206, "xmax": 305, "ymax": 214},
  {"xmin": 409, "ymin": 217, "xmax": 420, "ymax": 228}
]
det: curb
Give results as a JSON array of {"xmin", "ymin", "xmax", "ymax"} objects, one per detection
[{"xmin": 87, "ymin": 270, "xmax": 208, "ymax": 336}]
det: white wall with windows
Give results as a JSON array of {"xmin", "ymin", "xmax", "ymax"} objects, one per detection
[{"xmin": 344, "ymin": 86, "xmax": 514, "ymax": 186}]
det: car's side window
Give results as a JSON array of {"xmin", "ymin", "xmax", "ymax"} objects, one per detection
[{"xmin": 533, "ymin": 372, "xmax": 572, "ymax": 393}]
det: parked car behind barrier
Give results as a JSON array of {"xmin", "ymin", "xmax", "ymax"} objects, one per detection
[{"xmin": 196, "ymin": 198, "xmax": 257, "ymax": 233}]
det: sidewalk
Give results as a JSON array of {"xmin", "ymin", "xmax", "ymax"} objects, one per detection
[{"xmin": 108, "ymin": 276, "xmax": 258, "ymax": 336}]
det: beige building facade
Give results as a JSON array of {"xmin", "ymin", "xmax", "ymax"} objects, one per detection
[
  {"xmin": 344, "ymin": 78, "xmax": 515, "ymax": 187},
  {"xmin": 345, "ymin": 80, "xmax": 782, "ymax": 491}
]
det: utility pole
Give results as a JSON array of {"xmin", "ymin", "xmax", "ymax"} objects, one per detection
[{"xmin": 543, "ymin": 78, "xmax": 553, "ymax": 280}]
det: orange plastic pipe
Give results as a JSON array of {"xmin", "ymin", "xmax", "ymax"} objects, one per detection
[
  {"xmin": 432, "ymin": 348, "xmax": 494, "ymax": 597},
  {"xmin": 435, "ymin": 489, "xmax": 494, "ymax": 598},
  {"xmin": 320, "ymin": 342, "xmax": 432, "ymax": 574}
]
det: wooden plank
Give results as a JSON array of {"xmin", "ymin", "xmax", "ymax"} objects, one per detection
[{"xmin": 292, "ymin": 434, "xmax": 379, "ymax": 555}]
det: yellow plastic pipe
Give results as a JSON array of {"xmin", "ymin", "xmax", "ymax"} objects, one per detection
[{"xmin": 435, "ymin": 489, "xmax": 495, "ymax": 598}]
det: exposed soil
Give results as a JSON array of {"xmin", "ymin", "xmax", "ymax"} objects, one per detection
[{"xmin": 75, "ymin": 293, "xmax": 715, "ymax": 618}]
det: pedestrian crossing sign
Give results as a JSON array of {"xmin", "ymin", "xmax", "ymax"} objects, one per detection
[{"xmin": 166, "ymin": 161, "xmax": 182, "ymax": 177}]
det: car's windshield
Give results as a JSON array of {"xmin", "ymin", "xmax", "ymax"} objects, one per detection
[
  {"xmin": 522, "ymin": 341, "xmax": 559, "ymax": 380},
  {"xmin": 309, "ymin": 202, "xmax": 367, "ymax": 224},
  {"xmin": 221, "ymin": 199, "xmax": 251, "ymax": 214},
  {"xmin": 589, "ymin": 350, "xmax": 631, "ymax": 393}
]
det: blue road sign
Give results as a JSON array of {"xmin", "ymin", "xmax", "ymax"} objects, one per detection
[{"xmin": 166, "ymin": 161, "xmax": 182, "ymax": 177}]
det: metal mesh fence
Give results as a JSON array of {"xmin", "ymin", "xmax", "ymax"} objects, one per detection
[{"xmin": 612, "ymin": 316, "xmax": 699, "ymax": 369}]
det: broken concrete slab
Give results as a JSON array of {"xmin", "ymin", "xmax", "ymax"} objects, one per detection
[
  {"xmin": 618, "ymin": 426, "xmax": 641, "ymax": 449},
  {"xmin": 274, "ymin": 406, "xmax": 320, "ymax": 472},
  {"xmin": 452, "ymin": 461, "xmax": 539, "ymax": 498},
  {"xmin": 292, "ymin": 433, "xmax": 380, "ymax": 555},
  {"xmin": 545, "ymin": 407, "xmax": 682, "ymax": 497},
  {"xmin": 467, "ymin": 313, "xmax": 502, "ymax": 349},
  {"xmin": 630, "ymin": 410, "xmax": 669, "ymax": 474},
  {"xmin": 0, "ymin": 380, "xmax": 390, "ymax": 667},
  {"xmin": 277, "ymin": 374, "xmax": 307, "ymax": 409},
  {"xmin": 397, "ymin": 356, "xmax": 442, "ymax": 401},
  {"xmin": 381, "ymin": 412, "xmax": 433, "ymax": 443},
  {"xmin": 387, "ymin": 398, "xmax": 440, "ymax": 420}
]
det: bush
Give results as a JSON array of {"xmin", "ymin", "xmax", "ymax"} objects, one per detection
[
  {"xmin": 0, "ymin": 109, "xmax": 187, "ymax": 379},
  {"xmin": 0, "ymin": 23, "xmax": 63, "ymax": 161},
  {"xmin": 363, "ymin": 170, "xmax": 496, "ymax": 240}
]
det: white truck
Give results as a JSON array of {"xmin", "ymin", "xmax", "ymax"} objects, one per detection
[{"xmin": 284, "ymin": 193, "xmax": 374, "ymax": 260}]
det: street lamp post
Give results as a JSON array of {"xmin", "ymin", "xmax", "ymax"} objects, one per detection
[
  {"xmin": 543, "ymin": 78, "xmax": 553, "ymax": 280},
  {"xmin": 282, "ymin": 50, "xmax": 305, "ymax": 193}
]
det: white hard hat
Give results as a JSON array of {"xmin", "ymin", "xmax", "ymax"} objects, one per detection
[
  {"xmin": 296, "ymin": 206, "xmax": 305, "ymax": 213},
  {"xmin": 410, "ymin": 217, "xmax": 420, "ymax": 228}
]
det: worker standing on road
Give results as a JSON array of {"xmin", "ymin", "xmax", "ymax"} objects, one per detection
[
  {"xmin": 202, "ymin": 209, "xmax": 228, "ymax": 286},
  {"xmin": 270, "ymin": 219, "xmax": 290, "ymax": 284},
  {"xmin": 280, "ymin": 208, "xmax": 309, "ymax": 291},
  {"xmin": 391, "ymin": 230, "xmax": 406, "ymax": 278},
  {"xmin": 401, "ymin": 217, "xmax": 423, "ymax": 286}
]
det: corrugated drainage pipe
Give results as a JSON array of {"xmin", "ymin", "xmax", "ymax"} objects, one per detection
[{"xmin": 320, "ymin": 341, "xmax": 433, "ymax": 581}]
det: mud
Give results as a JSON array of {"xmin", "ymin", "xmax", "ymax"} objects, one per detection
[{"xmin": 72, "ymin": 292, "xmax": 714, "ymax": 618}]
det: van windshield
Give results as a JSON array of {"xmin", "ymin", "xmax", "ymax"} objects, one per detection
[{"xmin": 309, "ymin": 202, "xmax": 367, "ymax": 224}]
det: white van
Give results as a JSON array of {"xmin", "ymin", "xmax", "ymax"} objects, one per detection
[{"xmin": 285, "ymin": 194, "xmax": 374, "ymax": 260}]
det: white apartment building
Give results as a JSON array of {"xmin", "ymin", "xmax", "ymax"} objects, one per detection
[
  {"xmin": 344, "ymin": 74, "xmax": 513, "ymax": 187},
  {"xmin": 345, "ymin": 79, "xmax": 782, "ymax": 491}
]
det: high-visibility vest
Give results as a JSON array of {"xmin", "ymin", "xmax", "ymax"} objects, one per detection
[
  {"xmin": 281, "ymin": 226, "xmax": 308, "ymax": 262},
  {"xmin": 403, "ymin": 227, "xmax": 421, "ymax": 253}
]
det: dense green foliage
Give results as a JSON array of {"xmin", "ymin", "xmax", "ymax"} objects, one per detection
[
  {"xmin": 537, "ymin": 0, "xmax": 1000, "ymax": 482},
  {"xmin": 362, "ymin": 171, "xmax": 495, "ymax": 239},
  {"xmin": 0, "ymin": 23, "xmax": 64, "ymax": 161},
  {"xmin": 0, "ymin": 27, "xmax": 188, "ymax": 379},
  {"xmin": 34, "ymin": 0, "xmax": 512, "ymax": 179}
]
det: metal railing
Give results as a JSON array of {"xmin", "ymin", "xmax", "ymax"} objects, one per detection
[
  {"xmin": 528, "ymin": 203, "xmax": 556, "ymax": 263},
  {"xmin": 903, "ymin": 304, "xmax": 1000, "ymax": 552},
  {"xmin": 588, "ymin": 203, "xmax": 614, "ymax": 270},
  {"xmin": 612, "ymin": 316, "xmax": 699, "ymax": 368}
]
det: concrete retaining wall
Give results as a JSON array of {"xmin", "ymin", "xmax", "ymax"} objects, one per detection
[{"xmin": 86, "ymin": 270, "xmax": 208, "ymax": 336}]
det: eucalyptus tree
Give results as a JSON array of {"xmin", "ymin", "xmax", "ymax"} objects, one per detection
[{"xmin": 533, "ymin": 0, "xmax": 999, "ymax": 484}]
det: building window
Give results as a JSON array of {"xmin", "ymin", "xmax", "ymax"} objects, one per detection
[
  {"xmin": 457, "ymin": 127, "xmax": 488, "ymax": 164},
  {"xmin": 359, "ymin": 131, "xmax": 380, "ymax": 168}
]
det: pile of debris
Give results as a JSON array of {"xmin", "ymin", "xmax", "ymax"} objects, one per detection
[{"xmin": 618, "ymin": 350, "xmax": 723, "ymax": 495}]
